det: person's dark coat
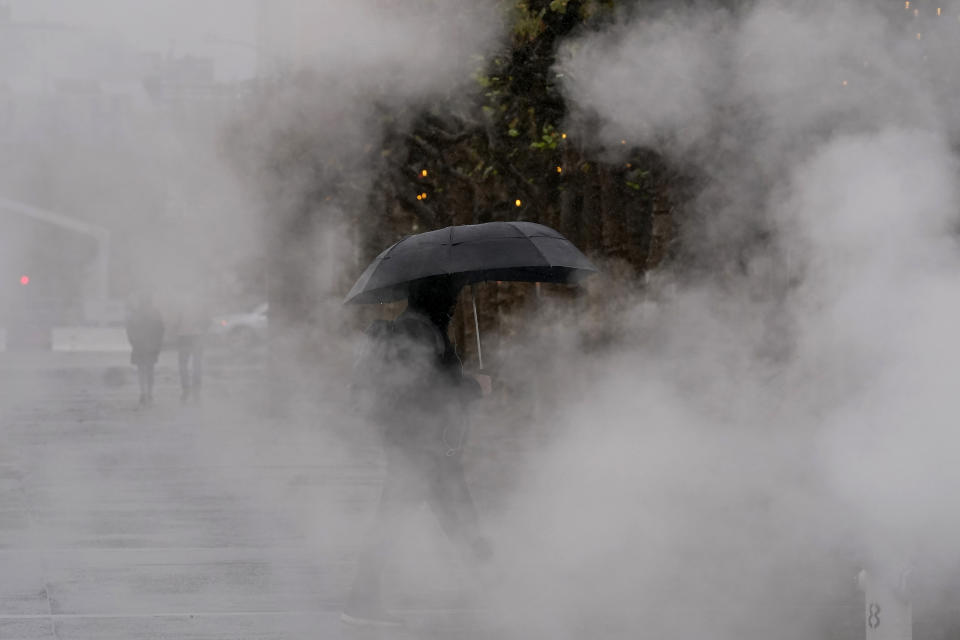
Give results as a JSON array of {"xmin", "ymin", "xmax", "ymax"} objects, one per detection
[
  {"xmin": 126, "ymin": 305, "xmax": 165, "ymax": 367},
  {"xmin": 380, "ymin": 309, "xmax": 480, "ymax": 454},
  {"xmin": 353, "ymin": 306, "xmax": 480, "ymax": 456}
]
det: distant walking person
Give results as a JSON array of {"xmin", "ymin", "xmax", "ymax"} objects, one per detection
[
  {"xmin": 344, "ymin": 276, "xmax": 493, "ymax": 627},
  {"xmin": 125, "ymin": 291, "xmax": 164, "ymax": 407},
  {"xmin": 174, "ymin": 296, "xmax": 209, "ymax": 404}
]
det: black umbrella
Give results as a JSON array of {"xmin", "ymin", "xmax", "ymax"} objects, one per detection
[{"xmin": 345, "ymin": 221, "xmax": 598, "ymax": 367}]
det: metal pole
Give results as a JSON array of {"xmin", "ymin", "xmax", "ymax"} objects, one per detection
[
  {"xmin": 95, "ymin": 230, "xmax": 110, "ymax": 326},
  {"xmin": 471, "ymin": 284, "xmax": 483, "ymax": 370}
]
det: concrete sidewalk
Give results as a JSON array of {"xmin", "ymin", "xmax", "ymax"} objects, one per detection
[
  {"xmin": 50, "ymin": 327, "xmax": 128, "ymax": 352},
  {"xmin": 0, "ymin": 354, "xmax": 491, "ymax": 640},
  {"xmin": 0, "ymin": 352, "xmax": 876, "ymax": 640},
  {"xmin": 0, "ymin": 327, "xmax": 129, "ymax": 353}
]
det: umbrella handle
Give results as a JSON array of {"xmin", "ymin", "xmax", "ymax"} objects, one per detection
[{"xmin": 471, "ymin": 284, "xmax": 483, "ymax": 371}]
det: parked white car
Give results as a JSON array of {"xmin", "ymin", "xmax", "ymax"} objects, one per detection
[{"xmin": 209, "ymin": 302, "xmax": 268, "ymax": 346}]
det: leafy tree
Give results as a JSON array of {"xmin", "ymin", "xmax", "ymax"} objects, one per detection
[{"xmin": 227, "ymin": 0, "xmax": 691, "ymax": 377}]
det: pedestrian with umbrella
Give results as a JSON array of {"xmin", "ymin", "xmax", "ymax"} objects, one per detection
[{"xmin": 342, "ymin": 221, "xmax": 596, "ymax": 627}]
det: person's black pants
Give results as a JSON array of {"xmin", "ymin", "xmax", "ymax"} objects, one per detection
[
  {"xmin": 177, "ymin": 335, "xmax": 203, "ymax": 394},
  {"xmin": 136, "ymin": 363, "xmax": 155, "ymax": 400},
  {"xmin": 347, "ymin": 446, "xmax": 483, "ymax": 608}
]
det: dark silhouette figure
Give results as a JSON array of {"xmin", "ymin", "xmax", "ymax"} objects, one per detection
[
  {"xmin": 174, "ymin": 296, "xmax": 208, "ymax": 404},
  {"xmin": 125, "ymin": 291, "xmax": 164, "ymax": 407},
  {"xmin": 343, "ymin": 277, "xmax": 492, "ymax": 627}
]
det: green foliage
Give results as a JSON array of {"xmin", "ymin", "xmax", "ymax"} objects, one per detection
[
  {"xmin": 512, "ymin": 2, "xmax": 547, "ymax": 41},
  {"xmin": 529, "ymin": 123, "xmax": 561, "ymax": 150},
  {"xmin": 368, "ymin": 0, "xmax": 670, "ymax": 270}
]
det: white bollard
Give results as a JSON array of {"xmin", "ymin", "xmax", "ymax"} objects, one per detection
[{"xmin": 856, "ymin": 568, "xmax": 912, "ymax": 640}]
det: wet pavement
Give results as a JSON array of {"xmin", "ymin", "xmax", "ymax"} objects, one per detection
[
  {"xmin": 0, "ymin": 350, "xmax": 490, "ymax": 639},
  {"xmin": 0, "ymin": 349, "xmax": 899, "ymax": 640}
]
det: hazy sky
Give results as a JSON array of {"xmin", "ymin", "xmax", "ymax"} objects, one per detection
[{"xmin": 5, "ymin": 0, "xmax": 259, "ymax": 81}]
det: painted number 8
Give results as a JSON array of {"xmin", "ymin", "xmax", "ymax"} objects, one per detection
[{"xmin": 868, "ymin": 603, "xmax": 881, "ymax": 629}]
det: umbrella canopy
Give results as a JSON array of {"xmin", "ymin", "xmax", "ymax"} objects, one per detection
[{"xmin": 345, "ymin": 221, "xmax": 597, "ymax": 304}]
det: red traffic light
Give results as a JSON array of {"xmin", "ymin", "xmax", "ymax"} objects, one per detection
[{"xmin": 19, "ymin": 275, "xmax": 29, "ymax": 286}]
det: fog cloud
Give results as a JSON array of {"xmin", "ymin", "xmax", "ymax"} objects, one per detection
[
  {"xmin": 8, "ymin": 1, "xmax": 960, "ymax": 637},
  {"xmin": 474, "ymin": 1, "xmax": 960, "ymax": 637}
]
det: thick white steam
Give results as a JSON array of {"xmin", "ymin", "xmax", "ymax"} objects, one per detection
[{"xmin": 481, "ymin": 1, "xmax": 960, "ymax": 637}]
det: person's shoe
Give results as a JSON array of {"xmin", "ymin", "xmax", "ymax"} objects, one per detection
[{"xmin": 340, "ymin": 604, "xmax": 404, "ymax": 628}]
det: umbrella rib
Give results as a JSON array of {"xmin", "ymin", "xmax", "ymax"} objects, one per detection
[
  {"xmin": 506, "ymin": 221, "xmax": 552, "ymax": 268},
  {"xmin": 448, "ymin": 225, "xmax": 454, "ymax": 275}
]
